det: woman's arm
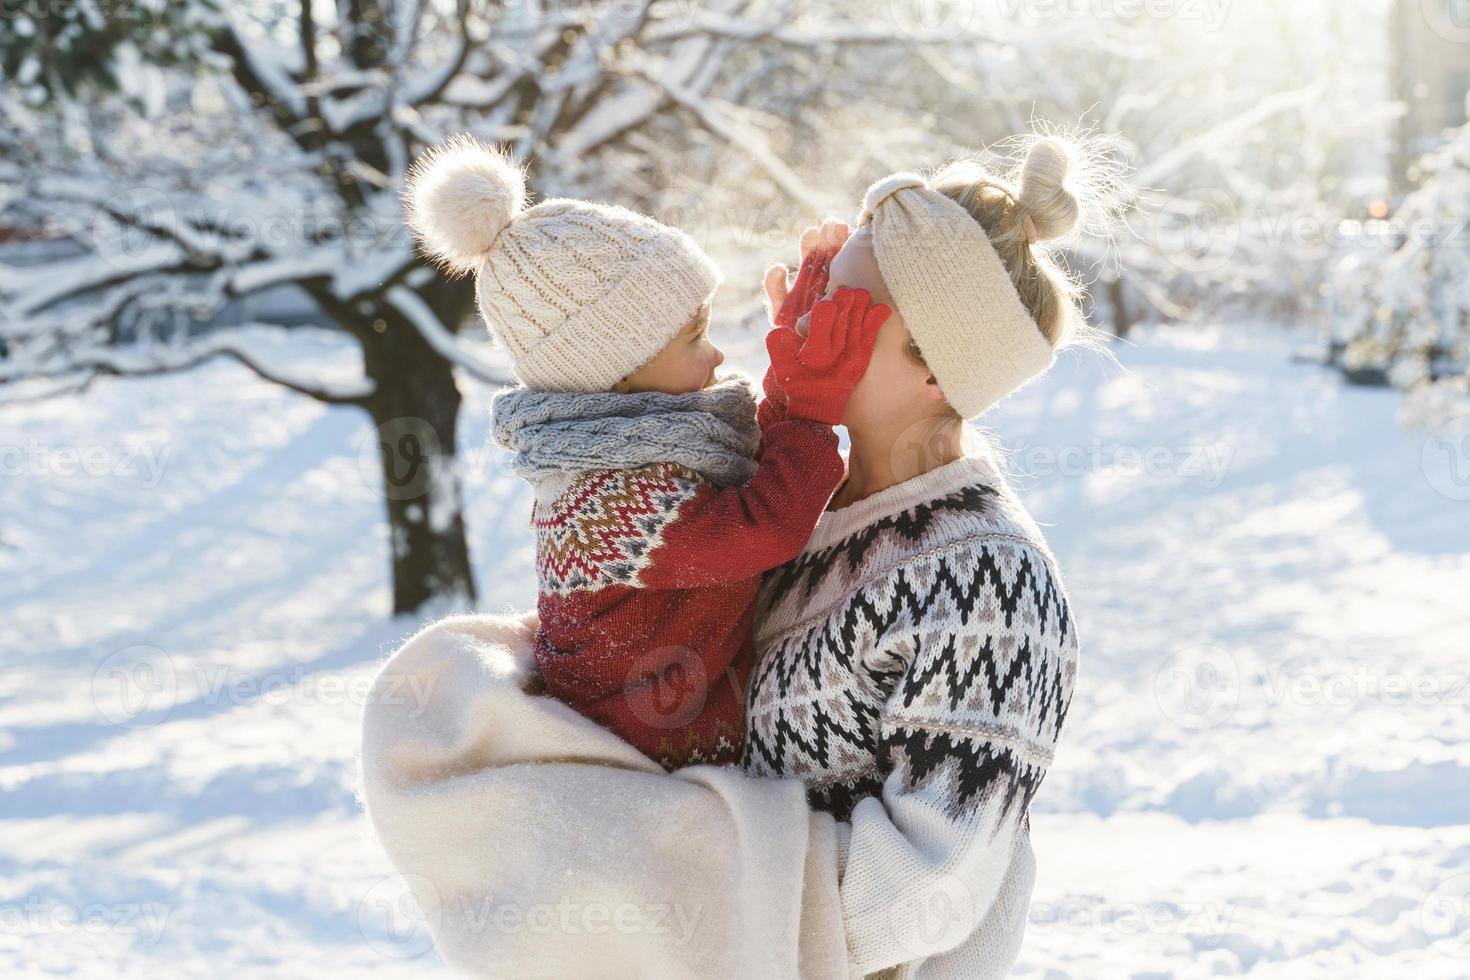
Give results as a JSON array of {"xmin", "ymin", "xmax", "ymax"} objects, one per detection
[
  {"xmin": 359, "ymin": 612, "xmax": 851, "ymax": 980},
  {"xmin": 836, "ymin": 535, "xmax": 1080, "ymax": 975}
]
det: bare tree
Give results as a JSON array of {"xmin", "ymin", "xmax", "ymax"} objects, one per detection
[{"xmin": 1, "ymin": 0, "xmax": 1006, "ymax": 613}]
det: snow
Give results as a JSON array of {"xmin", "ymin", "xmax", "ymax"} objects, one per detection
[
  {"xmin": 226, "ymin": 254, "xmax": 341, "ymax": 296},
  {"xmin": 2, "ymin": 320, "xmax": 1466, "ymax": 976}
]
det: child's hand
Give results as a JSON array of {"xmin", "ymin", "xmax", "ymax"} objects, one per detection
[
  {"xmin": 764, "ymin": 287, "xmax": 889, "ymax": 427},
  {"xmin": 763, "ymin": 220, "xmax": 850, "ymax": 330}
]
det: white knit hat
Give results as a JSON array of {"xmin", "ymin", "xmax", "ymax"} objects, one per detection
[
  {"xmin": 856, "ymin": 173, "xmax": 1056, "ymax": 419},
  {"xmin": 403, "ymin": 136, "xmax": 722, "ymax": 393}
]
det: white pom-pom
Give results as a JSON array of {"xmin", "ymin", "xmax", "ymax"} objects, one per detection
[{"xmin": 403, "ymin": 135, "xmax": 526, "ymax": 277}]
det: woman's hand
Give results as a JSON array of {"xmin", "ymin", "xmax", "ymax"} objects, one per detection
[
  {"xmin": 763, "ymin": 220, "xmax": 850, "ymax": 332},
  {"xmin": 764, "ymin": 287, "xmax": 890, "ymax": 427}
]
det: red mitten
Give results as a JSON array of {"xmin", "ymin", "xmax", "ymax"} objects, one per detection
[{"xmin": 765, "ymin": 287, "xmax": 890, "ymax": 426}]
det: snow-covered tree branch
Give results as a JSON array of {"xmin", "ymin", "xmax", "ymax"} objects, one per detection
[{"xmin": 1, "ymin": 0, "xmax": 975, "ymax": 613}]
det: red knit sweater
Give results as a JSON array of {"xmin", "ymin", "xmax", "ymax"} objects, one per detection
[{"xmin": 531, "ymin": 416, "xmax": 843, "ymax": 770}]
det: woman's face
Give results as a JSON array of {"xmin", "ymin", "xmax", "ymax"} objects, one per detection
[{"xmin": 802, "ymin": 226, "xmax": 944, "ymax": 429}]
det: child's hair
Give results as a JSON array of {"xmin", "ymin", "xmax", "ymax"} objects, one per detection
[{"xmin": 925, "ymin": 130, "xmax": 1124, "ymax": 353}]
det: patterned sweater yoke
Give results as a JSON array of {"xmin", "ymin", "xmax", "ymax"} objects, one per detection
[
  {"xmin": 522, "ymin": 414, "xmax": 844, "ymax": 771},
  {"xmin": 740, "ymin": 450, "xmax": 1081, "ymax": 979}
]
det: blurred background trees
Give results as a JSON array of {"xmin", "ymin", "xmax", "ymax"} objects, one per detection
[{"xmin": 2, "ymin": 0, "xmax": 1466, "ymax": 611}]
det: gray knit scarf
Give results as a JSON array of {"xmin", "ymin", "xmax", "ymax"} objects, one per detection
[{"xmin": 490, "ymin": 374, "xmax": 763, "ymax": 488}]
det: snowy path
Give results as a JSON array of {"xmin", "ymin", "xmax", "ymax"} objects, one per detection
[{"xmin": 2, "ymin": 322, "xmax": 1466, "ymax": 977}]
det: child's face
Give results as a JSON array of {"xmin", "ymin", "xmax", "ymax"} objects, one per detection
[{"xmin": 613, "ymin": 302, "xmax": 725, "ymax": 395}]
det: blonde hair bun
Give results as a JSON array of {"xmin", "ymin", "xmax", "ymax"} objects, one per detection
[
  {"xmin": 926, "ymin": 128, "xmax": 1127, "ymax": 349},
  {"xmin": 1016, "ymin": 137, "xmax": 1082, "ymax": 243}
]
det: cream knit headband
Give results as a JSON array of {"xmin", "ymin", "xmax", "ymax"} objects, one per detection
[{"xmin": 856, "ymin": 173, "xmax": 1056, "ymax": 419}]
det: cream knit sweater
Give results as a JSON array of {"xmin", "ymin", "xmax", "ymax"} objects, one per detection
[
  {"xmin": 359, "ymin": 451, "xmax": 1078, "ymax": 979},
  {"xmin": 742, "ymin": 449, "xmax": 1079, "ymax": 978}
]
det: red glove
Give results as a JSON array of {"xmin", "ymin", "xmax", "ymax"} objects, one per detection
[
  {"xmin": 762, "ymin": 223, "xmax": 848, "ymax": 427},
  {"xmin": 765, "ymin": 287, "xmax": 890, "ymax": 426},
  {"xmin": 773, "ymin": 246, "xmax": 833, "ymax": 330}
]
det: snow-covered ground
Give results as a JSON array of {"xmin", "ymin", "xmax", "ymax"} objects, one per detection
[{"xmin": 2, "ymin": 321, "xmax": 1467, "ymax": 977}]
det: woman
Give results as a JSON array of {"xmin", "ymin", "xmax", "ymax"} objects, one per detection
[{"xmin": 360, "ymin": 133, "xmax": 1095, "ymax": 979}]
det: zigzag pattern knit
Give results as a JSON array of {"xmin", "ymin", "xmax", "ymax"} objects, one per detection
[{"xmin": 740, "ymin": 451, "xmax": 1079, "ymax": 978}]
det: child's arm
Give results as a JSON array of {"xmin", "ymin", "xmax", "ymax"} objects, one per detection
[
  {"xmin": 639, "ymin": 418, "xmax": 844, "ymax": 589},
  {"xmin": 756, "ymin": 365, "xmax": 789, "ymax": 433},
  {"xmin": 643, "ymin": 288, "xmax": 890, "ymax": 590}
]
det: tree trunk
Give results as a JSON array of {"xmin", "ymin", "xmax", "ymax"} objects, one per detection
[
  {"xmin": 1107, "ymin": 274, "xmax": 1131, "ymax": 340},
  {"xmin": 360, "ymin": 301, "xmax": 477, "ymax": 615}
]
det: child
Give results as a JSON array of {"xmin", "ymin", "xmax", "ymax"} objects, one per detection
[{"xmin": 402, "ymin": 136, "xmax": 889, "ymax": 769}]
